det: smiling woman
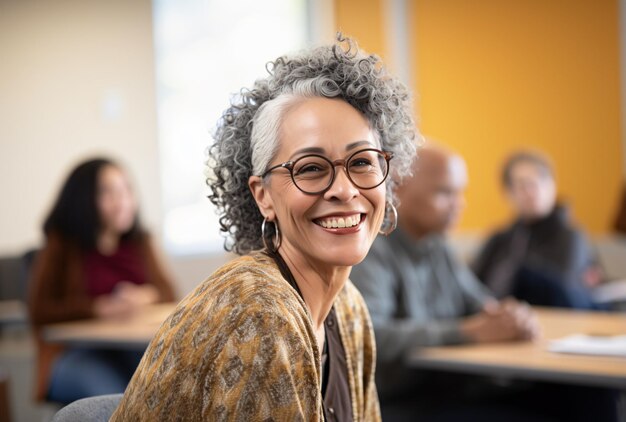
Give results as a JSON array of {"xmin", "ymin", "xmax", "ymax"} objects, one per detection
[{"xmin": 111, "ymin": 36, "xmax": 418, "ymax": 421}]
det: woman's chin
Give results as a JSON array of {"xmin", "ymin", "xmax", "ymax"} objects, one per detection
[{"xmin": 312, "ymin": 248, "xmax": 369, "ymax": 269}]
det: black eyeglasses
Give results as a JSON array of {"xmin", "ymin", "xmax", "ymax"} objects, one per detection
[{"xmin": 261, "ymin": 148, "xmax": 393, "ymax": 195}]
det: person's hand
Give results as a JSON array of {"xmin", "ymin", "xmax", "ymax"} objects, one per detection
[
  {"xmin": 460, "ymin": 298, "xmax": 540, "ymax": 343},
  {"xmin": 498, "ymin": 298, "xmax": 541, "ymax": 340},
  {"xmin": 92, "ymin": 283, "xmax": 159, "ymax": 319},
  {"xmin": 583, "ymin": 265, "xmax": 604, "ymax": 288},
  {"xmin": 93, "ymin": 294, "xmax": 135, "ymax": 319},
  {"xmin": 114, "ymin": 282, "xmax": 159, "ymax": 307}
]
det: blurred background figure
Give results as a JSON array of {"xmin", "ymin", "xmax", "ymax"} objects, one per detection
[
  {"xmin": 614, "ymin": 182, "xmax": 626, "ymax": 235},
  {"xmin": 351, "ymin": 145, "xmax": 539, "ymax": 421},
  {"xmin": 473, "ymin": 151, "xmax": 599, "ymax": 309},
  {"xmin": 28, "ymin": 158, "xmax": 176, "ymax": 405}
]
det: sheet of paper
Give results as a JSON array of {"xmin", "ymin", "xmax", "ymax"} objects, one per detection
[
  {"xmin": 548, "ymin": 334, "xmax": 626, "ymax": 357},
  {"xmin": 593, "ymin": 279, "xmax": 626, "ymax": 303}
]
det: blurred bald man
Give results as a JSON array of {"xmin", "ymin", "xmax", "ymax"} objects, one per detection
[{"xmin": 351, "ymin": 146, "xmax": 539, "ymax": 420}]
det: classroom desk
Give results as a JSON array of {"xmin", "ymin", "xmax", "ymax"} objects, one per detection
[
  {"xmin": 40, "ymin": 305, "xmax": 626, "ymax": 389},
  {"xmin": 409, "ymin": 307, "xmax": 626, "ymax": 389},
  {"xmin": 42, "ymin": 303, "xmax": 176, "ymax": 350}
]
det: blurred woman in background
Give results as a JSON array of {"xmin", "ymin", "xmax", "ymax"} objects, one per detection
[
  {"xmin": 28, "ymin": 157, "xmax": 176, "ymax": 404},
  {"xmin": 473, "ymin": 150, "xmax": 598, "ymax": 308}
]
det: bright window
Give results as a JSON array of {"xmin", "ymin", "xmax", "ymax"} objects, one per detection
[{"xmin": 152, "ymin": 0, "xmax": 308, "ymax": 255}]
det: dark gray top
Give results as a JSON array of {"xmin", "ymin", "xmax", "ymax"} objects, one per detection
[
  {"xmin": 472, "ymin": 205, "xmax": 596, "ymax": 298},
  {"xmin": 322, "ymin": 307, "xmax": 353, "ymax": 422}
]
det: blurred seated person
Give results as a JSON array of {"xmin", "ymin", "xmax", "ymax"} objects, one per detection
[
  {"xmin": 351, "ymin": 145, "xmax": 539, "ymax": 420},
  {"xmin": 28, "ymin": 158, "xmax": 176, "ymax": 404},
  {"xmin": 472, "ymin": 150, "xmax": 599, "ymax": 308}
]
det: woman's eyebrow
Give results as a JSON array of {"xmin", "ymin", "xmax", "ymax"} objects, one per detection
[
  {"xmin": 291, "ymin": 147, "xmax": 326, "ymax": 158},
  {"xmin": 345, "ymin": 140, "xmax": 373, "ymax": 150},
  {"xmin": 288, "ymin": 140, "xmax": 375, "ymax": 160}
]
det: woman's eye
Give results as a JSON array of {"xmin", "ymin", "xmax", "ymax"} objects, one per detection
[
  {"xmin": 351, "ymin": 159, "xmax": 372, "ymax": 167},
  {"xmin": 297, "ymin": 164, "xmax": 324, "ymax": 174}
]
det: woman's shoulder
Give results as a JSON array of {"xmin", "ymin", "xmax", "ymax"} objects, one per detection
[
  {"xmin": 36, "ymin": 230, "xmax": 80, "ymax": 262},
  {"xmin": 168, "ymin": 253, "xmax": 308, "ymax": 333},
  {"xmin": 193, "ymin": 252, "xmax": 297, "ymax": 300},
  {"xmin": 205, "ymin": 252, "xmax": 278, "ymax": 280},
  {"xmin": 114, "ymin": 254, "xmax": 322, "ymax": 421},
  {"xmin": 142, "ymin": 253, "xmax": 315, "ymax": 372}
]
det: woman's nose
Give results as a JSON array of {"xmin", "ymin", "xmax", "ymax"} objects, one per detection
[{"xmin": 323, "ymin": 167, "xmax": 360, "ymax": 201}]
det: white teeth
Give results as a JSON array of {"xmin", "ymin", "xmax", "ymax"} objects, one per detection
[{"xmin": 317, "ymin": 214, "xmax": 361, "ymax": 229}]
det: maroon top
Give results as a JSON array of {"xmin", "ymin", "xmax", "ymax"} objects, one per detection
[{"xmin": 83, "ymin": 239, "xmax": 147, "ymax": 297}]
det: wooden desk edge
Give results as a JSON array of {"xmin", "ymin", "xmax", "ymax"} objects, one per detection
[
  {"xmin": 410, "ymin": 354, "xmax": 626, "ymax": 389},
  {"xmin": 42, "ymin": 336, "xmax": 150, "ymax": 350},
  {"xmin": 41, "ymin": 302, "xmax": 177, "ymax": 349}
]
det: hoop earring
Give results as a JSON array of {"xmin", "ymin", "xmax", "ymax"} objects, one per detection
[
  {"xmin": 261, "ymin": 217, "xmax": 282, "ymax": 252},
  {"xmin": 379, "ymin": 201, "xmax": 398, "ymax": 236}
]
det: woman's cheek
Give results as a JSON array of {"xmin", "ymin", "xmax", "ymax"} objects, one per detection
[{"xmin": 372, "ymin": 189, "xmax": 387, "ymax": 233}]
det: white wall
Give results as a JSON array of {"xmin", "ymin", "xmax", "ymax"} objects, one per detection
[{"xmin": 0, "ymin": 0, "xmax": 162, "ymax": 255}]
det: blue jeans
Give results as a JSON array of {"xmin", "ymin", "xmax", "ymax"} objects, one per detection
[{"xmin": 47, "ymin": 348, "xmax": 144, "ymax": 405}]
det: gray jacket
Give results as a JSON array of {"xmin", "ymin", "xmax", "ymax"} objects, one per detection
[{"xmin": 351, "ymin": 228, "xmax": 491, "ymax": 364}]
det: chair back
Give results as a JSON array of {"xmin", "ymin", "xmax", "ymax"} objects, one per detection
[
  {"xmin": 0, "ymin": 256, "xmax": 23, "ymax": 301},
  {"xmin": 51, "ymin": 394, "xmax": 123, "ymax": 422}
]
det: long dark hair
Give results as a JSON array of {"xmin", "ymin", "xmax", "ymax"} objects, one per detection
[{"xmin": 43, "ymin": 158, "xmax": 143, "ymax": 249}]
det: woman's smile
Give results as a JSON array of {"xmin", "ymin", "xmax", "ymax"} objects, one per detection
[{"xmin": 314, "ymin": 212, "xmax": 365, "ymax": 232}]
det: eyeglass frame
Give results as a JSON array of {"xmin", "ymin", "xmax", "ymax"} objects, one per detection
[{"xmin": 260, "ymin": 148, "xmax": 394, "ymax": 195}]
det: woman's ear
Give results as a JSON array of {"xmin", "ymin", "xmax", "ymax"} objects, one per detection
[{"xmin": 248, "ymin": 175, "xmax": 276, "ymax": 220}]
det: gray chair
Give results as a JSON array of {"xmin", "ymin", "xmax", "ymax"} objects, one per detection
[
  {"xmin": 51, "ymin": 394, "xmax": 123, "ymax": 422},
  {"xmin": 0, "ymin": 254, "xmax": 30, "ymax": 330},
  {"xmin": 0, "ymin": 249, "xmax": 38, "ymax": 303},
  {"xmin": 0, "ymin": 250, "xmax": 37, "ymax": 323},
  {"xmin": 0, "ymin": 256, "xmax": 24, "ymax": 302}
]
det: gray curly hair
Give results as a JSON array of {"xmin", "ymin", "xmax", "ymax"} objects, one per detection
[{"xmin": 207, "ymin": 36, "xmax": 420, "ymax": 254}]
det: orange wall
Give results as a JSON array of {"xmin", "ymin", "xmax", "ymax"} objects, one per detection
[
  {"xmin": 334, "ymin": 0, "xmax": 387, "ymax": 62},
  {"xmin": 335, "ymin": 0, "xmax": 623, "ymax": 233}
]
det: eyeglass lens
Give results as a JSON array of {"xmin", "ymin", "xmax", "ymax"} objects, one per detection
[{"xmin": 292, "ymin": 149, "xmax": 388, "ymax": 193}]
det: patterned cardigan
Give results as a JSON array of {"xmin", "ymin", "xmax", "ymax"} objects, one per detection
[{"xmin": 111, "ymin": 253, "xmax": 381, "ymax": 421}]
